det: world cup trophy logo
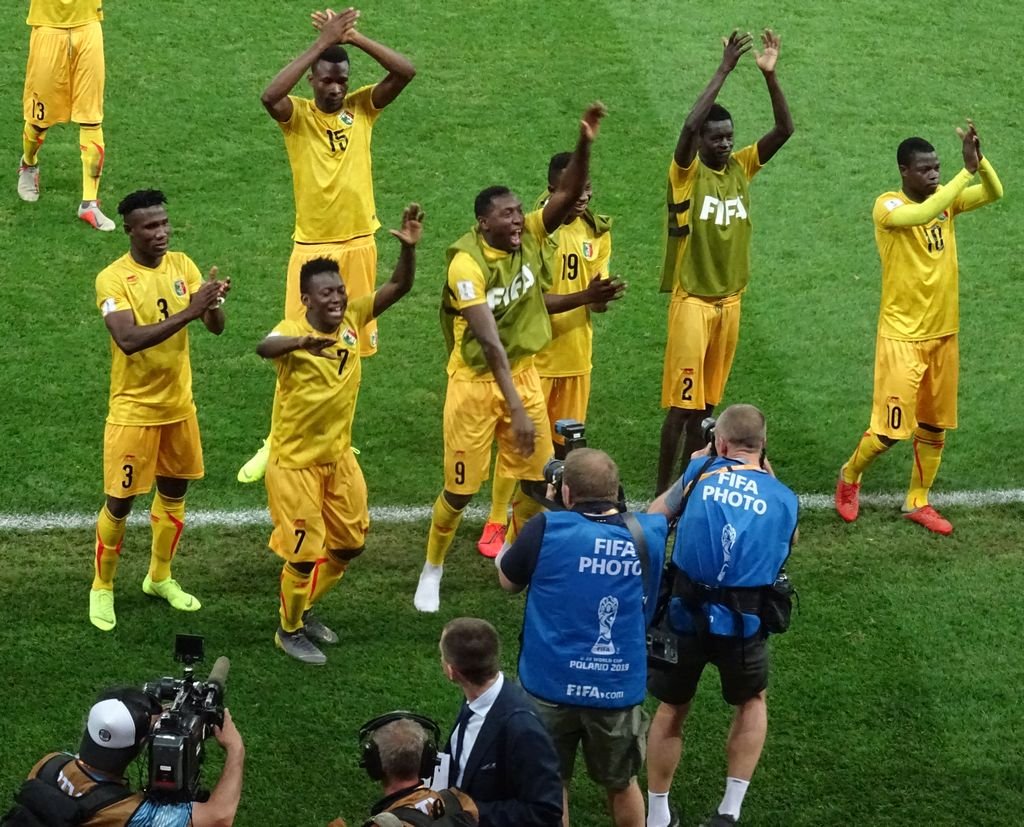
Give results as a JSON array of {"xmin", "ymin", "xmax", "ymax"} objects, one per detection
[
  {"xmin": 591, "ymin": 596, "xmax": 619, "ymax": 655},
  {"xmin": 717, "ymin": 523, "xmax": 737, "ymax": 582}
]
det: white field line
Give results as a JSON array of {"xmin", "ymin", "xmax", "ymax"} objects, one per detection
[{"xmin": 1, "ymin": 488, "xmax": 1023, "ymax": 532}]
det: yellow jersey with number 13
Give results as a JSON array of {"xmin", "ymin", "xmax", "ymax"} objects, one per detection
[{"xmin": 27, "ymin": 0, "xmax": 102, "ymax": 27}]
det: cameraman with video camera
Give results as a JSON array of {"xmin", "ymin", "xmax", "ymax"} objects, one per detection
[
  {"xmin": 497, "ymin": 447, "xmax": 669, "ymax": 827},
  {"xmin": 645, "ymin": 404, "xmax": 797, "ymax": 827},
  {"xmin": 4, "ymin": 686, "xmax": 244, "ymax": 827}
]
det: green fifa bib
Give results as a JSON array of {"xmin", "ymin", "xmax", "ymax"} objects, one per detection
[
  {"xmin": 440, "ymin": 227, "xmax": 553, "ymax": 373},
  {"xmin": 660, "ymin": 157, "xmax": 753, "ymax": 297}
]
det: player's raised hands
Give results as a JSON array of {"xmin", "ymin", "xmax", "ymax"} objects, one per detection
[
  {"xmin": 299, "ymin": 335, "xmax": 342, "ymax": 358},
  {"xmin": 313, "ymin": 7, "xmax": 360, "ymax": 44},
  {"xmin": 580, "ymin": 102, "xmax": 607, "ymax": 143},
  {"xmin": 754, "ymin": 29, "xmax": 781, "ymax": 73},
  {"xmin": 720, "ymin": 30, "xmax": 753, "ymax": 72},
  {"xmin": 388, "ymin": 202, "xmax": 425, "ymax": 246},
  {"xmin": 190, "ymin": 278, "xmax": 224, "ymax": 317},
  {"xmin": 583, "ymin": 275, "xmax": 626, "ymax": 309},
  {"xmin": 957, "ymin": 119, "xmax": 980, "ymax": 174}
]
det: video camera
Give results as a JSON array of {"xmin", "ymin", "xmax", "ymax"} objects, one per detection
[{"xmin": 142, "ymin": 635, "xmax": 229, "ymax": 803}]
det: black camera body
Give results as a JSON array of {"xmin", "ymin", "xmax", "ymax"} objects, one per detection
[
  {"xmin": 143, "ymin": 635, "xmax": 229, "ymax": 803},
  {"xmin": 700, "ymin": 416, "xmax": 717, "ymax": 455},
  {"xmin": 541, "ymin": 419, "xmax": 588, "ymax": 502}
]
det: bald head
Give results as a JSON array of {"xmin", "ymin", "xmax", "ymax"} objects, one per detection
[
  {"xmin": 716, "ymin": 404, "xmax": 766, "ymax": 452},
  {"xmin": 563, "ymin": 448, "xmax": 620, "ymax": 503}
]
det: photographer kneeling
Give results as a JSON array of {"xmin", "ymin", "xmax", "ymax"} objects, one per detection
[
  {"xmin": 4, "ymin": 687, "xmax": 244, "ymax": 827},
  {"xmin": 498, "ymin": 448, "xmax": 669, "ymax": 827},
  {"xmin": 645, "ymin": 404, "xmax": 797, "ymax": 827}
]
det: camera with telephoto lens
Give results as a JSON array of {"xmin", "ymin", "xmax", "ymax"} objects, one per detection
[
  {"xmin": 700, "ymin": 416, "xmax": 717, "ymax": 455},
  {"xmin": 541, "ymin": 419, "xmax": 587, "ymax": 506},
  {"xmin": 142, "ymin": 634, "xmax": 229, "ymax": 802}
]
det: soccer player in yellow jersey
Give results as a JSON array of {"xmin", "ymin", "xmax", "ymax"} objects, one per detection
[
  {"xmin": 18, "ymin": 0, "xmax": 114, "ymax": 229},
  {"xmin": 238, "ymin": 6, "xmax": 415, "ymax": 483},
  {"xmin": 413, "ymin": 104, "xmax": 606, "ymax": 613},
  {"xmin": 90, "ymin": 190, "xmax": 231, "ymax": 632},
  {"xmin": 655, "ymin": 30, "xmax": 794, "ymax": 495},
  {"xmin": 476, "ymin": 152, "xmax": 625, "ymax": 558},
  {"xmin": 258, "ymin": 204, "xmax": 422, "ymax": 665},
  {"xmin": 836, "ymin": 123, "xmax": 1003, "ymax": 535}
]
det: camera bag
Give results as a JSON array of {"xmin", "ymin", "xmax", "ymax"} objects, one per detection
[{"xmin": 363, "ymin": 789, "xmax": 477, "ymax": 827}]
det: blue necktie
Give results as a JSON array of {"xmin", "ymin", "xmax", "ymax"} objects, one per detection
[{"xmin": 449, "ymin": 703, "xmax": 474, "ymax": 787}]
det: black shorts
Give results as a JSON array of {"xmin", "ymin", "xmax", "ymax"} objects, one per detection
[{"xmin": 647, "ymin": 632, "xmax": 769, "ymax": 706}]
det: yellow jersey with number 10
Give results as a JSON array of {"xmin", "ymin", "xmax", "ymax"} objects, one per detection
[{"xmin": 27, "ymin": 0, "xmax": 102, "ymax": 27}]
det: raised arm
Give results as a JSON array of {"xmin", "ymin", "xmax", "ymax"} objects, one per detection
[
  {"xmin": 199, "ymin": 267, "xmax": 229, "ymax": 336},
  {"xmin": 190, "ymin": 711, "xmax": 245, "ymax": 827},
  {"xmin": 312, "ymin": 10, "xmax": 416, "ymax": 109},
  {"xmin": 541, "ymin": 103, "xmax": 606, "ymax": 234},
  {"xmin": 753, "ymin": 29, "xmax": 794, "ymax": 164},
  {"xmin": 260, "ymin": 8, "xmax": 360, "ymax": 122},
  {"xmin": 373, "ymin": 203, "xmax": 424, "ymax": 317},
  {"xmin": 256, "ymin": 333, "xmax": 340, "ymax": 360},
  {"xmin": 956, "ymin": 122, "xmax": 1004, "ymax": 213},
  {"xmin": 104, "ymin": 278, "xmax": 223, "ymax": 356},
  {"xmin": 674, "ymin": 31, "xmax": 752, "ymax": 168}
]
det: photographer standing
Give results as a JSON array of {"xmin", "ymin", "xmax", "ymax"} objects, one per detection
[
  {"xmin": 498, "ymin": 449, "xmax": 669, "ymax": 827},
  {"xmin": 645, "ymin": 404, "xmax": 797, "ymax": 827},
  {"xmin": 4, "ymin": 688, "xmax": 245, "ymax": 827}
]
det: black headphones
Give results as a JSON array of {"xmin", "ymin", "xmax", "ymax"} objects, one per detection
[{"xmin": 358, "ymin": 711, "xmax": 441, "ymax": 782}]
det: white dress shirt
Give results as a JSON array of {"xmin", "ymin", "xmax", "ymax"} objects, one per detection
[{"xmin": 452, "ymin": 671, "xmax": 504, "ymax": 787}]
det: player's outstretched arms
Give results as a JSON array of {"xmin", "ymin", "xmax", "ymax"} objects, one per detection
[
  {"xmin": 256, "ymin": 333, "xmax": 340, "ymax": 360},
  {"xmin": 956, "ymin": 120, "xmax": 1004, "ymax": 212},
  {"xmin": 544, "ymin": 275, "xmax": 626, "ymax": 315},
  {"xmin": 674, "ymin": 31, "xmax": 752, "ymax": 168},
  {"xmin": 261, "ymin": 7, "xmax": 360, "ymax": 122},
  {"xmin": 373, "ymin": 203, "xmax": 424, "ymax": 317},
  {"xmin": 542, "ymin": 103, "xmax": 607, "ymax": 234},
  {"xmin": 104, "ymin": 279, "xmax": 222, "ymax": 356},
  {"xmin": 753, "ymin": 29, "xmax": 794, "ymax": 164}
]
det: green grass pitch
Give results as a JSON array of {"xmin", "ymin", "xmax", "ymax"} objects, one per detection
[{"xmin": 1, "ymin": 1, "xmax": 1022, "ymax": 825}]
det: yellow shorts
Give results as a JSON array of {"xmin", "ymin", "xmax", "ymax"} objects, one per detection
[
  {"xmin": 286, "ymin": 236, "xmax": 378, "ymax": 356},
  {"xmin": 266, "ymin": 449, "xmax": 369, "ymax": 563},
  {"xmin": 870, "ymin": 334, "xmax": 958, "ymax": 439},
  {"xmin": 444, "ymin": 368, "xmax": 553, "ymax": 494},
  {"xmin": 23, "ymin": 22, "xmax": 104, "ymax": 127},
  {"xmin": 103, "ymin": 415, "xmax": 204, "ymax": 498},
  {"xmin": 540, "ymin": 373, "xmax": 591, "ymax": 444},
  {"xmin": 661, "ymin": 293, "xmax": 741, "ymax": 410}
]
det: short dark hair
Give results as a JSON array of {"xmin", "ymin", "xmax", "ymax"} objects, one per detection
[
  {"xmin": 897, "ymin": 137, "xmax": 935, "ymax": 167},
  {"xmin": 117, "ymin": 189, "xmax": 166, "ymax": 218},
  {"xmin": 563, "ymin": 448, "xmax": 620, "ymax": 503},
  {"xmin": 299, "ymin": 257, "xmax": 340, "ymax": 294},
  {"xmin": 700, "ymin": 104, "xmax": 732, "ymax": 133},
  {"xmin": 315, "ymin": 44, "xmax": 350, "ymax": 68},
  {"xmin": 475, "ymin": 186, "xmax": 512, "ymax": 218},
  {"xmin": 441, "ymin": 617, "xmax": 500, "ymax": 686},
  {"xmin": 547, "ymin": 152, "xmax": 572, "ymax": 187}
]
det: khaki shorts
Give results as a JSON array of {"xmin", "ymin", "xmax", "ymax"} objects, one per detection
[
  {"xmin": 661, "ymin": 293, "xmax": 741, "ymax": 410},
  {"xmin": 266, "ymin": 449, "xmax": 369, "ymax": 562},
  {"xmin": 528, "ymin": 694, "xmax": 647, "ymax": 790},
  {"xmin": 539, "ymin": 373, "xmax": 591, "ymax": 443},
  {"xmin": 103, "ymin": 415, "xmax": 203, "ymax": 498},
  {"xmin": 869, "ymin": 334, "xmax": 958, "ymax": 438},
  {"xmin": 23, "ymin": 22, "xmax": 104, "ymax": 127},
  {"xmin": 285, "ymin": 237, "xmax": 378, "ymax": 356},
  {"xmin": 443, "ymin": 368, "xmax": 552, "ymax": 495}
]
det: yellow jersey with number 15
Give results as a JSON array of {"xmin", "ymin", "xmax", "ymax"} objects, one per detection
[
  {"xmin": 280, "ymin": 87, "xmax": 382, "ymax": 244},
  {"xmin": 95, "ymin": 252, "xmax": 202, "ymax": 426},
  {"xmin": 27, "ymin": 0, "xmax": 102, "ymax": 27}
]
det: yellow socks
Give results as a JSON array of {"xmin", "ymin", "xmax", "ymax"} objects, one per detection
[
  {"xmin": 279, "ymin": 563, "xmax": 311, "ymax": 633},
  {"xmin": 22, "ymin": 122, "xmax": 45, "ymax": 166},
  {"xmin": 79, "ymin": 125, "xmax": 105, "ymax": 202},
  {"xmin": 148, "ymin": 492, "xmax": 185, "ymax": 583},
  {"xmin": 487, "ymin": 473, "xmax": 516, "ymax": 525},
  {"xmin": 906, "ymin": 428, "xmax": 945, "ymax": 511},
  {"xmin": 308, "ymin": 550, "xmax": 350, "ymax": 608},
  {"xmin": 843, "ymin": 431, "xmax": 890, "ymax": 484},
  {"xmin": 508, "ymin": 483, "xmax": 543, "ymax": 544},
  {"xmin": 92, "ymin": 505, "xmax": 126, "ymax": 590},
  {"xmin": 426, "ymin": 494, "xmax": 466, "ymax": 566}
]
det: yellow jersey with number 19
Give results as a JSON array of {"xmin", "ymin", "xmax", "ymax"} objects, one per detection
[
  {"xmin": 269, "ymin": 295, "xmax": 375, "ymax": 469},
  {"xmin": 27, "ymin": 0, "xmax": 102, "ymax": 27},
  {"xmin": 95, "ymin": 252, "xmax": 202, "ymax": 426},
  {"xmin": 280, "ymin": 87, "xmax": 382, "ymax": 244}
]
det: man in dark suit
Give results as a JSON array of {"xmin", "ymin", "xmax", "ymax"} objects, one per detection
[{"xmin": 439, "ymin": 617, "xmax": 563, "ymax": 827}]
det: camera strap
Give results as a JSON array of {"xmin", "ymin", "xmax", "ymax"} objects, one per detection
[{"xmin": 621, "ymin": 513, "xmax": 651, "ymax": 608}]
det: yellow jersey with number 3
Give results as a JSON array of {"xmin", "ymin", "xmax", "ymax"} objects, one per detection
[
  {"xmin": 269, "ymin": 295, "xmax": 375, "ymax": 469},
  {"xmin": 27, "ymin": 0, "xmax": 102, "ymax": 27},
  {"xmin": 95, "ymin": 252, "xmax": 202, "ymax": 426},
  {"xmin": 533, "ymin": 216, "xmax": 611, "ymax": 377},
  {"xmin": 873, "ymin": 188, "xmax": 966, "ymax": 341},
  {"xmin": 280, "ymin": 87, "xmax": 382, "ymax": 244}
]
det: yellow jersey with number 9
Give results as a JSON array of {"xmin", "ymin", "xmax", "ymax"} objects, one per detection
[
  {"xmin": 27, "ymin": 0, "xmax": 102, "ymax": 27},
  {"xmin": 280, "ymin": 87, "xmax": 382, "ymax": 244},
  {"xmin": 95, "ymin": 252, "xmax": 202, "ymax": 426}
]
